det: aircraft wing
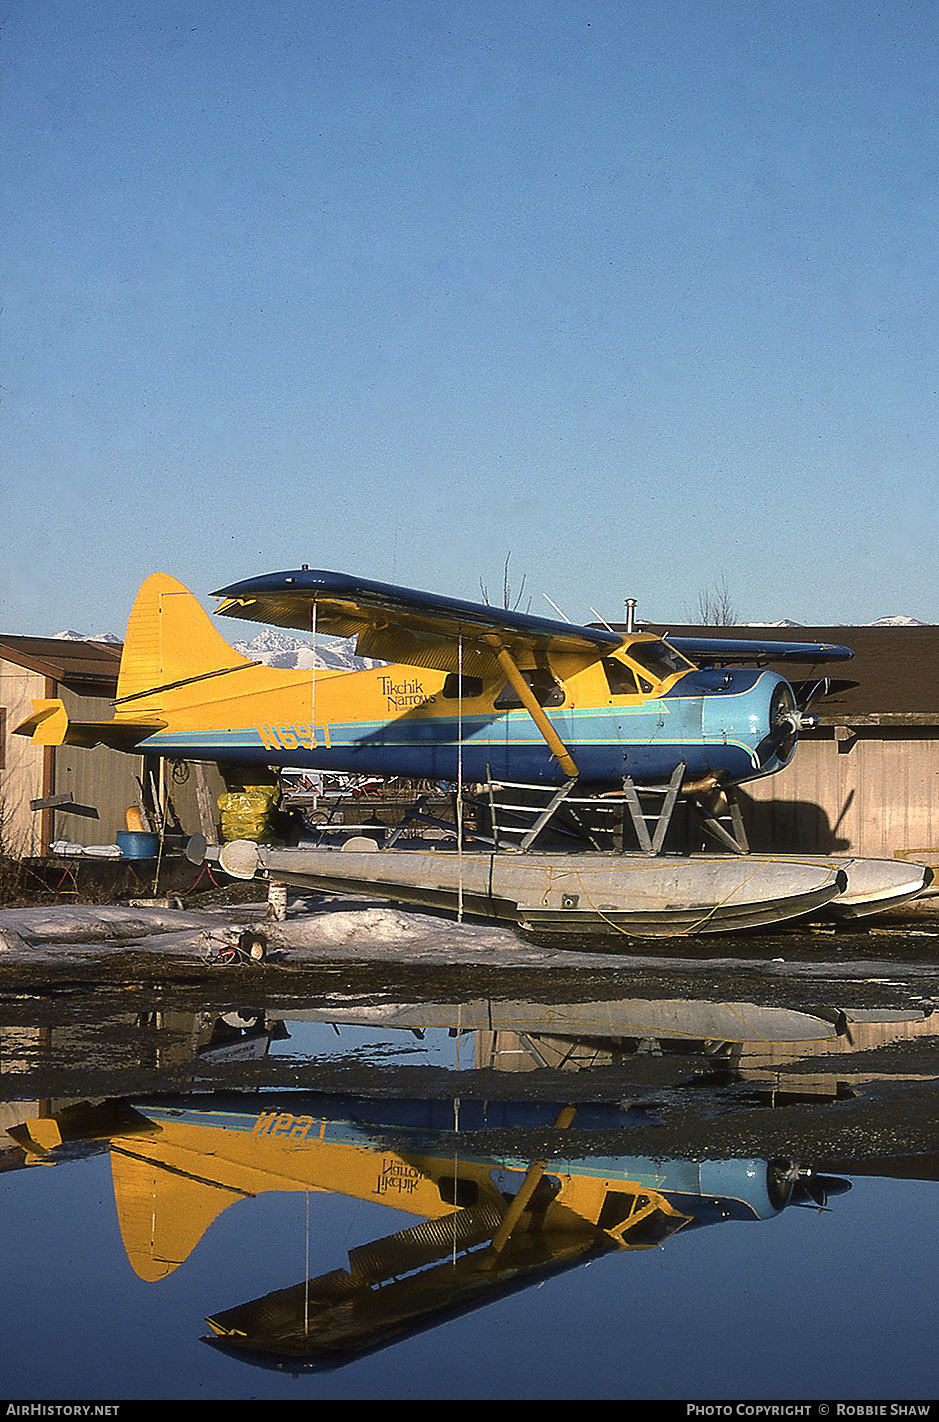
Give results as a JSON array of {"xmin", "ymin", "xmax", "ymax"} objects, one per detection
[
  {"xmin": 664, "ymin": 636, "xmax": 854, "ymax": 664},
  {"xmin": 212, "ymin": 569, "xmax": 622, "ymax": 676}
]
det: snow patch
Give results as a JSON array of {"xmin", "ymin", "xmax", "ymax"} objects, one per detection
[
  {"xmin": 0, "ymin": 903, "xmax": 242, "ymax": 943},
  {"xmin": 281, "ymin": 905, "xmax": 423, "ymax": 944}
]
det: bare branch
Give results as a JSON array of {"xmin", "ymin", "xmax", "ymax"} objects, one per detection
[
  {"xmin": 481, "ymin": 553, "xmax": 530, "ymax": 612},
  {"xmin": 689, "ymin": 573, "xmax": 738, "ymax": 626}
]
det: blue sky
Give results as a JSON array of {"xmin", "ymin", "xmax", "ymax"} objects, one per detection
[{"xmin": 3, "ymin": 0, "xmax": 939, "ymax": 636}]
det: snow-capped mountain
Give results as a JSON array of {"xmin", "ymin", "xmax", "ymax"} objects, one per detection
[
  {"xmin": 51, "ymin": 625, "xmax": 376, "ymax": 666},
  {"xmin": 54, "ymin": 629, "xmax": 122, "ymax": 644},
  {"xmin": 231, "ymin": 628, "xmax": 378, "ymax": 670},
  {"xmin": 741, "ymin": 616, "xmax": 925, "ymax": 628}
]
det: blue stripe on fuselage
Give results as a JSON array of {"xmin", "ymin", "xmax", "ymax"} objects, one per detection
[{"xmin": 136, "ymin": 667, "xmax": 778, "ymax": 787}]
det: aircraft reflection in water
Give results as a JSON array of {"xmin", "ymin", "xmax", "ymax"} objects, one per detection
[
  {"xmin": 5, "ymin": 993, "xmax": 938, "ymax": 1372},
  {"xmin": 9, "ymin": 1091, "xmax": 849, "ymax": 1372}
]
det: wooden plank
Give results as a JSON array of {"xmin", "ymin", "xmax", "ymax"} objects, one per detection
[{"xmin": 193, "ymin": 762, "xmax": 219, "ymax": 845}]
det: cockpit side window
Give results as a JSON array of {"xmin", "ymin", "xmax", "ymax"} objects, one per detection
[
  {"xmin": 441, "ymin": 673, "xmax": 484, "ymax": 700},
  {"xmin": 627, "ymin": 640, "xmax": 692, "ymax": 681},
  {"xmin": 494, "ymin": 670, "xmax": 566, "ymax": 710},
  {"xmin": 601, "ymin": 658, "xmax": 640, "ymax": 696}
]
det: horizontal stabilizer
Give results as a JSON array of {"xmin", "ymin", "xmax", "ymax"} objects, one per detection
[{"xmin": 14, "ymin": 699, "xmax": 164, "ymax": 749}]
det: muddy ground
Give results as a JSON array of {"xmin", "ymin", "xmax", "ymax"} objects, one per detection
[{"xmin": 2, "ymin": 882, "xmax": 939, "ymax": 1173}]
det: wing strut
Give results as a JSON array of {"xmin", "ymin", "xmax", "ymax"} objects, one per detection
[{"xmin": 483, "ymin": 637, "xmax": 579, "ymax": 779}]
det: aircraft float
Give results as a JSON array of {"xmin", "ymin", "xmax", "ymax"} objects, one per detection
[{"xmin": 15, "ymin": 568, "xmax": 933, "ymax": 934}]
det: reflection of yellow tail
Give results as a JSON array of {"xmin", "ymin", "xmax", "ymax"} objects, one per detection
[
  {"xmin": 111, "ymin": 1146, "xmax": 241, "ymax": 1281},
  {"xmin": 15, "ymin": 573, "xmax": 253, "ymax": 749}
]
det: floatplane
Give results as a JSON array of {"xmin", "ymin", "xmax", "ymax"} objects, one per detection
[
  {"xmin": 7, "ymin": 1091, "xmax": 850, "ymax": 1370},
  {"xmin": 15, "ymin": 568, "xmax": 932, "ymax": 935}
]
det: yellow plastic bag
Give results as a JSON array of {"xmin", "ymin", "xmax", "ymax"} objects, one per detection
[{"xmin": 217, "ymin": 787, "xmax": 279, "ymax": 842}]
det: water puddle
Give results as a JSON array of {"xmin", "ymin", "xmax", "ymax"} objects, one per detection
[{"xmin": 3, "ymin": 970, "xmax": 939, "ymax": 1398}]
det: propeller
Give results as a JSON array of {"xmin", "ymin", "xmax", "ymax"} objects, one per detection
[
  {"xmin": 794, "ymin": 675, "xmax": 831, "ymax": 713},
  {"xmin": 766, "ymin": 683, "xmax": 815, "ymax": 762},
  {"xmin": 768, "ymin": 1160, "xmax": 852, "ymax": 1211},
  {"xmin": 759, "ymin": 675, "xmax": 853, "ymax": 767},
  {"xmin": 790, "ymin": 1169, "xmax": 852, "ymax": 1209}
]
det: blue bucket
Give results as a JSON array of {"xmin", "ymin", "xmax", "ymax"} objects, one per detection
[{"xmin": 116, "ymin": 831, "xmax": 160, "ymax": 860}]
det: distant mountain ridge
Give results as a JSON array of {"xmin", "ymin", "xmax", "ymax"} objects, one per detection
[
  {"xmin": 740, "ymin": 619, "xmax": 805, "ymax": 628},
  {"xmin": 52, "ymin": 625, "xmax": 375, "ymax": 667},
  {"xmin": 230, "ymin": 628, "xmax": 378, "ymax": 670},
  {"xmin": 864, "ymin": 615, "xmax": 925, "ymax": 627},
  {"xmin": 742, "ymin": 616, "xmax": 925, "ymax": 628},
  {"xmin": 53, "ymin": 629, "xmax": 122, "ymax": 644}
]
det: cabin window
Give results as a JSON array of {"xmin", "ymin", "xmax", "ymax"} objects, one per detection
[
  {"xmin": 441, "ymin": 673, "xmax": 484, "ymax": 700},
  {"xmin": 494, "ymin": 670, "xmax": 566, "ymax": 710},
  {"xmin": 598, "ymin": 1190, "xmax": 647, "ymax": 1232},
  {"xmin": 601, "ymin": 658, "xmax": 639, "ymax": 696},
  {"xmin": 628, "ymin": 640, "xmax": 691, "ymax": 681},
  {"xmin": 438, "ymin": 1174, "xmax": 479, "ymax": 1207}
]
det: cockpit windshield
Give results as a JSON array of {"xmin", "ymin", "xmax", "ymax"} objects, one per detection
[{"xmin": 627, "ymin": 639, "xmax": 692, "ymax": 681}]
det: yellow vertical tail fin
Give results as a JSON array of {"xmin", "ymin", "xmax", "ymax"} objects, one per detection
[{"xmin": 116, "ymin": 574, "xmax": 252, "ymax": 715}]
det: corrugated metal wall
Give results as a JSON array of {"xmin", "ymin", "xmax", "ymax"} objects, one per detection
[
  {"xmin": 742, "ymin": 729, "xmax": 939, "ymax": 861},
  {"xmin": 55, "ymin": 688, "xmax": 144, "ymax": 845},
  {"xmin": 1, "ymin": 666, "xmax": 226, "ymax": 854},
  {"xmin": 0, "ymin": 662, "xmax": 46, "ymax": 854},
  {"xmin": 55, "ymin": 690, "xmax": 226, "ymax": 846}
]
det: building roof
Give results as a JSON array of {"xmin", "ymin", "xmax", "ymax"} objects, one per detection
[
  {"xmin": 632, "ymin": 624, "xmax": 939, "ymax": 725},
  {"xmin": 0, "ymin": 636, "xmax": 122, "ymax": 688}
]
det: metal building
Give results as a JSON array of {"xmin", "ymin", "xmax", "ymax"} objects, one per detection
[
  {"xmin": 643, "ymin": 623, "xmax": 939, "ymax": 868},
  {"xmin": 0, "ymin": 636, "xmax": 222, "ymax": 856}
]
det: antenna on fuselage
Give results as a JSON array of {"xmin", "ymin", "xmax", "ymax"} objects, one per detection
[
  {"xmin": 590, "ymin": 607, "xmax": 616, "ymax": 634},
  {"xmin": 543, "ymin": 594, "xmax": 571, "ymax": 622}
]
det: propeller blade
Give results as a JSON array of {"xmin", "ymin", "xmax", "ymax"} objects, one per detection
[
  {"xmin": 790, "ymin": 1170, "xmax": 851, "ymax": 1208},
  {"xmin": 797, "ymin": 675, "xmax": 830, "ymax": 712}
]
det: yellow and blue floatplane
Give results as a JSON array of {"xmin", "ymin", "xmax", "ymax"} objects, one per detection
[{"xmin": 15, "ymin": 568, "xmax": 932, "ymax": 934}]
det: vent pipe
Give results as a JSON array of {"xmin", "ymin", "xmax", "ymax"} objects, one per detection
[{"xmin": 624, "ymin": 598, "xmax": 637, "ymax": 634}]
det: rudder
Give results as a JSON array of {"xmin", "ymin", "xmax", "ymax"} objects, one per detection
[{"xmin": 116, "ymin": 573, "xmax": 252, "ymax": 715}]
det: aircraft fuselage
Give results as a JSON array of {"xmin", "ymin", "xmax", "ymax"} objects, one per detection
[{"xmin": 132, "ymin": 657, "xmax": 797, "ymax": 788}]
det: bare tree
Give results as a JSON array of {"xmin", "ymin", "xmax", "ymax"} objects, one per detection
[
  {"xmin": 480, "ymin": 552, "xmax": 530, "ymax": 613},
  {"xmin": 691, "ymin": 573, "xmax": 738, "ymax": 626}
]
